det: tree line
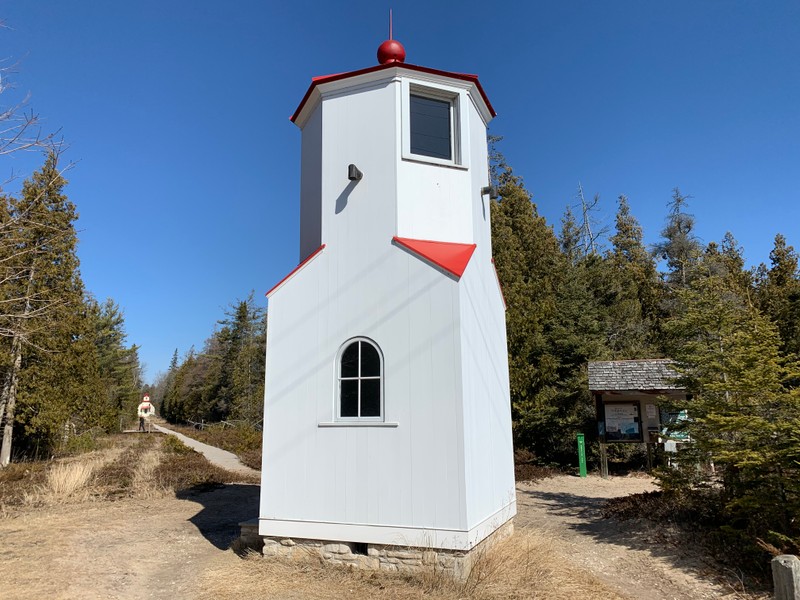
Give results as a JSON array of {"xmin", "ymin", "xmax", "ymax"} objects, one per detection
[
  {"xmin": 0, "ymin": 153, "xmax": 142, "ymax": 464},
  {"xmin": 150, "ymin": 294, "xmax": 266, "ymax": 427},
  {"xmin": 490, "ymin": 141, "xmax": 800, "ymax": 556}
]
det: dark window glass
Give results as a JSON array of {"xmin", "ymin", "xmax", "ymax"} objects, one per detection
[
  {"xmin": 340, "ymin": 380, "xmax": 359, "ymax": 417},
  {"xmin": 338, "ymin": 339, "xmax": 384, "ymax": 419},
  {"xmin": 410, "ymin": 94, "xmax": 451, "ymax": 160},
  {"xmin": 341, "ymin": 343, "xmax": 359, "ymax": 378},
  {"xmin": 361, "ymin": 343, "xmax": 380, "ymax": 377},
  {"xmin": 360, "ymin": 380, "xmax": 381, "ymax": 417}
]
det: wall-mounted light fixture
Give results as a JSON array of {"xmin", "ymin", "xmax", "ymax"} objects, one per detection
[
  {"xmin": 481, "ymin": 185, "xmax": 498, "ymax": 199},
  {"xmin": 348, "ymin": 164, "xmax": 363, "ymax": 181}
]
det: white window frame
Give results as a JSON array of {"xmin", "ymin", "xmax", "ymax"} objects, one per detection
[
  {"xmin": 335, "ymin": 337, "xmax": 384, "ymax": 422},
  {"xmin": 401, "ymin": 79, "xmax": 469, "ymax": 169}
]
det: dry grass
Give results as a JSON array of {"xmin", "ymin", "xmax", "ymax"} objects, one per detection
[
  {"xmin": 199, "ymin": 528, "xmax": 624, "ymax": 600},
  {"xmin": 45, "ymin": 459, "xmax": 100, "ymax": 499},
  {"xmin": 1, "ymin": 432, "xmax": 253, "ymax": 513},
  {"xmin": 16, "ymin": 443, "xmax": 126, "ymax": 506},
  {"xmin": 514, "ymin": 449, "xmax": 557, "ymax": 483},
  {"xmin": 0, "ymin": 461, "xmax": 48, "ymax": 511}
]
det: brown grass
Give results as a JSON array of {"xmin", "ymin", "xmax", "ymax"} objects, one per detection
[
  {"xmin": 45, "ymin": 459, "xmax": 99, "ymax": 499},
  {"xmin": 0, "ymin": 461, "xmax": 48, "ymax": 510},
  {"xmin": 199, "ymin": 528, "xmax": 624, "ymax": 600},
  {"xmin": 1, "ymin": 432, "xmax": 254, "ymax": 514},
  {"xmin": 514, "ymin": 449, "xmax": 557, "ymax": 483}
]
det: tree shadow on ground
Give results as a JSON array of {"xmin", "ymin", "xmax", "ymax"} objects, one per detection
[
  {"xmin": 177, "ymin": 483, "xmax": 260, "ymax": 550},
  {"xmin": 516, "ymin": 483, "xmax": 768, "ymax": 595}
]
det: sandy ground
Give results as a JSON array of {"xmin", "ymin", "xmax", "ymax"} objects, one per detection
[
  {"xmin": 516, "ymin": 475, "xmax": 745, "ymax": 599},
  {"xmin": 0, "ymin": 483, "xmax": 259, "ymax": 600},
  {"xmin": 0, "ymin": 454, "xmax": 753, "ymax": 599}
]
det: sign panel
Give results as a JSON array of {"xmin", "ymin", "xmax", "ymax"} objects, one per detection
[
  {"xmin": 660, "ymin": 408, "xmax": 690, "ymax": 440},
  {"xmin": 604, "ymin": 402, "xmax": 642, "ymax": 442},
  {"xmin": 646, "ymin": 403, "xmax": 657, "ymax": 419}
]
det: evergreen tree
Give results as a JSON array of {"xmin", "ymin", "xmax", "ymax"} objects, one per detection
[
  {"xmin": 655, "ymin": 188, "xmax": 702, "ymax": 288},
  {"xmin": 158, "ymin": 349, "xmax": 180, "ymax": 418},
  {"xmin": 227, "ymin": 295, "xmax": 266, "ymax": 424},
  {"xmin": 661, "ymin": 271, "xmax": 800, "ymax": 552},
  {"xmin": 0, "ymin": 152, "xmax": 105, "ymax": 463},
  {"xmin": 757, "ymin": 234, "xmax": 800, "ymax": 358},
  {"xmin": 491, "ymin": 156, "xmax": 601, "ymax": 460},
  {"xmin": 605, "ymin": 195, "xmax": 661, "ymax": 357},
  {"xmin": 87, "ymin": 296, "xmax": 142, "ymax": 427},
  {"xmin": 558, "ymin": 206, "xmax": 582, "ymax": 265}
]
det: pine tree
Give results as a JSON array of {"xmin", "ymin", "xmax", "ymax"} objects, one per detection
[
  {"xmin": 559, "ymin": 206, "xmax": 582, "ymax": 265},
  {"xmin": 87, "ymin": 296, "xmax": 142, "ymax": 427},
  {"xmin": 655, "ymin": 188, "xmax": 702, "ymax": 288},
  {"xmin": 757, "ymin": 234, "xmax": 800, "ymax": 359},
  {"xmin": 491, "ymin": 155, "xmax": 602, "ymax": 460},
  {"xmin": 0, "ymin": 152, "xmax": 105, "ymax": 463},
  {"xmin": 227, "ymin": 295, "xmax": 266, "ymax": 424},
  {"xmin": 661, "ymin": 270, "xmax": 800, "ymax": 552},
  {"xmin": 605, "ymin": 195, "xmax": 661, "ymax": 357}
]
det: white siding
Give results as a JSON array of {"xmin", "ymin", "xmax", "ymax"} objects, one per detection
[
  {"xmin": 261, "ymin": 67, "xmax": 513, "ymax": 550},
  {"xmin": 261, "ymin": 245, "xmax": 468, "ymax": 540},
  {"xmin": 396, "ymin": 160, "xmax": 473, "ymax": 244}
]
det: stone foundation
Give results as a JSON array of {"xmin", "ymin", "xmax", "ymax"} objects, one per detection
[{"xmin": 238, "ymin": 519, "xmax": 514, "ymax": 581}]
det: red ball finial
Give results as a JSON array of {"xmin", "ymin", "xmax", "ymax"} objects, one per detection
[{"xmin": 377, "ymin": 39, "xmax": 406, "ymax": 64}]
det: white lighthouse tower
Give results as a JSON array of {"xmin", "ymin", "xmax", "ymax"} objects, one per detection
[{"xmin": 258, "ymin": 38, "xmax": 515, "ymax": 572}]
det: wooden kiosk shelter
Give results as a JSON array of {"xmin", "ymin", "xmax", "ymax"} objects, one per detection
[{"xmin": 588, "ymin": 359, "xmax": 686, "ymax": 476}]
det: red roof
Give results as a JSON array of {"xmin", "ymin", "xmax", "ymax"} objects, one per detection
[
  {"xmin": 291, "ymin": 62, "xmax": 496, "ymax": 123},
  {"xmin": 393, "ymin": 237, "xmax": 477, "ymax": 279}
]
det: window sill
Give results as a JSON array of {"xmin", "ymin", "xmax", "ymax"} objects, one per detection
[
  {"xmin": 401, "ymin": 155, "xmax": 468, "ymax": 171},
  {"xmin": 318, "ymin": 422, "xmax": 399, "ymax": 428},
  {"xmin": 403, "ymin": 154, "xmax": 469, "ymax": 171}
]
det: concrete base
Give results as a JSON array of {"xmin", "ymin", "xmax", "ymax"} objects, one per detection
[{"xmin": 238, "ymin": 519, "xmax": 513, "ymax": 581}]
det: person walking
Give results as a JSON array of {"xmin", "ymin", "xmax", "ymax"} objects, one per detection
[{"xmin": 137, "ymin": 394, "xmax": 154, "ymax": 433}]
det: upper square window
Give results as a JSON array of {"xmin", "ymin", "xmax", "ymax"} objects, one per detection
[
  {"xmin": 401, "ymin": 80, "xmax": 468, "ymax": 169},
  {"xmin": 410, "ymin": 94, "xmax": 452, "ymax": 160},
  {"xmin": 337, "ymin": 338, "xmax": 383, "ymax": 420}
]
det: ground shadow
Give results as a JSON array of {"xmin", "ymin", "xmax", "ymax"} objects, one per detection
[
  {"xmin": 516, "ymin": 483, "xmax": 768, "ymax": 594},
  {"xmin": 177, "ymin": 483, "xmax": 260, "ymax": 550}
]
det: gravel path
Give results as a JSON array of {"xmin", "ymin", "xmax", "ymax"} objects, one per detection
[
  {"xmin": 517, "ymin": 475, "xmax": 743, "ymax": 599},
  {"xmin": 153, "ymin": 424, "xmax": 260, "ymax": 478}
]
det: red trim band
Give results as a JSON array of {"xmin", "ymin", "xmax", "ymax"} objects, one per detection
[
  {"xmin": 266, "ymin": 244, "xmax": 326, "ymax": 297},
  {"xmin": 291, "ymin": 62, "xmax": 496, "ymax": 123}
]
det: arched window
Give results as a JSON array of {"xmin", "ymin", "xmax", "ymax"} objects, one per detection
[{"xmin": 337, "ymin": 338, "xmax": 383, "ymax": 420}]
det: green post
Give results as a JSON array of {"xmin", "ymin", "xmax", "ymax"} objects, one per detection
[{"xmin": 577, "ymin": 433, "xmax": 587, "ymax": 477}]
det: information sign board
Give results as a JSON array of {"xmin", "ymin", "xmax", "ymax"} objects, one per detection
[{"xmin": 604, "ymin": 402, "xmax": 642, "ymax": 442}]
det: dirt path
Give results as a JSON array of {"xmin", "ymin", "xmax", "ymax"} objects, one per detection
[
  {"xmin": 0, "ymin": 484, "xmax": 258, "ymax": 600},
  {"xmin": 0, "ymin": 436, "xmax": 750, "ymax": 599},
  {"xmin": 517, "ymin": 475, "xmax": 741, "ymax": 599}
]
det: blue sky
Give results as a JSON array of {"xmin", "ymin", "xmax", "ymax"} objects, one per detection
[{"xmin": 2, "ymin": 2, "xmax": 798, "ymax": 381}]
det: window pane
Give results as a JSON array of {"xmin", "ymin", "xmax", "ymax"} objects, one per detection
[
  {"xmin": 340, "ymin": 380, "xmax": 358, "ymax": 417},
  {"xmin": 360, "ymin": 343, "xmax": 380, "ymax": 377},
  {"xmin": 410, "ymin": 94, "xmax": 451, "ymax": 160},
  {"xmin": 360, "ymin": 380, "xmax": 381, "ymax": 417},
  {"xmin": 341, "ymin": 342, "xmax": 359, "ymax": 378}
]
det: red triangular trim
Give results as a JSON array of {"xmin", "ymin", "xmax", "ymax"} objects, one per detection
[
  {"xmin": 266, "ymin": 244, "xmax": 325, "ymax": 297},
  {"xmin": 393, "ymin": 237, "xmax": 477, "ymax": 279}
]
